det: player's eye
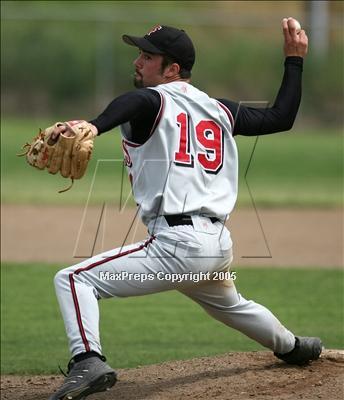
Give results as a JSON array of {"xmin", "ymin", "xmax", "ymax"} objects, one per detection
[{"xmin": 138, "ymin": 50, "xmax": 152, "ymax": 61}]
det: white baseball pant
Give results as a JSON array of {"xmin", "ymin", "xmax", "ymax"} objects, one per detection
[{"xmin": 54, "ymin": 215, "xmax": 295, "ymax": 357}]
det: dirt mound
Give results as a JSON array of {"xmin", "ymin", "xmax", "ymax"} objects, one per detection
[{"xmin": 1, "ymin": 350, "xmax": 343, "ymax": 400}]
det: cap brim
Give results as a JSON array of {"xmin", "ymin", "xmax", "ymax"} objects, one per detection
[{"xmin": 122, "ymin": 35, "xmax": 165, "ymax": 54}]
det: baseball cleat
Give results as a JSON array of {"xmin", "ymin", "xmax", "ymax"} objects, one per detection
[
  {"xmin": 274, "ymin": 336, "xmax": 323, "ymax": 366},
  {"xmin": 49, "ymin": 356, "xmax": 117, "ymax": 400}
]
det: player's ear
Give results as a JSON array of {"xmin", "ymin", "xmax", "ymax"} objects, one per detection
[{"xmin": 164, "ymin": 62, "xmax": 180, "ymax": 78}]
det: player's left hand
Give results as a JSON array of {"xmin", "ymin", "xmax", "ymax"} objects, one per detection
[
  {"xmin": 282, "ymin": 17, "xmax": 308, "ymax": 58},
  {"xmin": 18, "ymin": 120, "xmax": 97, "ymax": 193}
]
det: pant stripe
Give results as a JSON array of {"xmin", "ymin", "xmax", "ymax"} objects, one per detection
[
  {"xmin": 69, "ymin": 236, "xmax": 155, "ymax": 353},
  {"xmin": 69, "ymin": 273, "xmax": 91, "ymax": 352}
]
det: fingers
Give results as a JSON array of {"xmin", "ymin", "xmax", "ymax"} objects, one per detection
[
  {"xmin": 298, "ymin": 29, "xmax": 308, "ymax": 43},
  {"xmin": 282, "ymin": 17, "xmax": 300, "ymax": 38},
  {"xmin": 287, "ymin": 18, "xmax": 299, "ymax": 41},
  {"xmin": 298, "ymin": 30, "xmax": 309, "ymax": 56},
  {"xmin": 51, "ymin": 124, "xmax": 67, "ymax": 140},
  {"xmin": 282, "ymin": 17, "xmax": 291, "ymax": 42},
  {"xmin": 63, "ymin": 129, "xmax": 74, "ymax": 138},
  {"xmin": 282, "ymin": 17, "xmax": 308, "ymax": 57}
]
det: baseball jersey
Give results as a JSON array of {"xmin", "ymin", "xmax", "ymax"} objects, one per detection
[{"xmin": 120, "ymin": 81, "xmax": 238, "ymax": 226}]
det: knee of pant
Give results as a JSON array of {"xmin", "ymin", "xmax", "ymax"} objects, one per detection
[
  {"xmin": 217, "ymin": 293, "xmax": 251, "ymax": 311},
  {"xmin": 54, "ymin": 268, "xmax": 71, "ymax": 290}
]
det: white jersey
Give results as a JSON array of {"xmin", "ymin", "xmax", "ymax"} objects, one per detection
[{"xmin": 120, "ymin": 81, "xmax": 238, "ymax": 226}]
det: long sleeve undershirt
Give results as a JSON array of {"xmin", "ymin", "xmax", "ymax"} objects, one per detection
[{"xmin": 90, "ymin": 56, "xmax": 303, "ymax": 144}]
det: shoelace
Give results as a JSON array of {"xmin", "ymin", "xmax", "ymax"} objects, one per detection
[
  {"xmin": 58, "ymin": 365, "xmax": 68, "ymax": 377},
  {"xmin": 58, "ymin": 357, "xmax": 76, "ymax": 377}
]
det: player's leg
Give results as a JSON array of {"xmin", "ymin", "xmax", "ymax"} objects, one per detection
[
  {"xmin": 53, "ymin": 235, "xmax": 180, "ymax": 358},
  {"xmin": 180, "ymin": 276, "xmax": 296, "ymax": 355},
  {"xmin": 51, "ymin": 217, "xmax": 233, "ymax": 399},
  {"xmin": 53, "ymin": 220, "xmax": 232, "ymax": 358},
  {"xmin": 52, "ymin": 234, "xmax": 192, "ymax": 400}
]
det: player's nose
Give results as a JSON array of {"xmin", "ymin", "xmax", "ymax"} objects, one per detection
[{"xmin": 133, "ymin": 54, "xmax": 143, "ymax": 68}]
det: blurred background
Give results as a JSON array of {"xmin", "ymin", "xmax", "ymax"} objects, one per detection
[
  {"xmin": 1, "ymin": 0, "xmax": 343, "ymax": 125},
  {"xmin": 1, "ymin": 0, "xmax": 343, "ymax": 206}
]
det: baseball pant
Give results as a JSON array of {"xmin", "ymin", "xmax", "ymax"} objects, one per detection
[{"xmin": 54, "ymin": 215, "xmax": 295, "ymax": 357}]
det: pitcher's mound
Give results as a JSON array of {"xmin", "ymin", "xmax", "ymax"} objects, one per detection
[{"xmin": 1, "ymin": 350, "xmax": 343, "ymax": 400}]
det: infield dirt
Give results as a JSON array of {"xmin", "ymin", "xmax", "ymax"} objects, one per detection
[
  {"xmin": 1, "ymin": 350, "xmax": 343, "ymax": 400},
  {"xmin": 1, "ymin": 205, "xmax": 343, "ymax": 267}
]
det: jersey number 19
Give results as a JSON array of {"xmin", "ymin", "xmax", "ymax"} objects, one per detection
[{"xmin": 174, "ymin": 112, "xmax": 223, "ymax": 174}]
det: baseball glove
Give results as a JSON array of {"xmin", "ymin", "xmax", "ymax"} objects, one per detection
[{"xmin": 18, "ymin": 120, "xmax": 97, "ymax": 192}]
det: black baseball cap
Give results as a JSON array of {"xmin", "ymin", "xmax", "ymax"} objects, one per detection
[{"xmin": 122, "ymin": 25, "xmax": 195, "ymax": 71}]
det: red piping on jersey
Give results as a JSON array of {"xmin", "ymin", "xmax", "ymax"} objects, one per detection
[
  {"xmin": 69, "ymin": 235, "xmax": 155, "ymax": 352},
  {"xmin": 149, "ymin": 91, "xmax": 165, "ymax": 137},
  {"xmin": 122, "ymin": 138, "xmax": 141, "ymax": 148},
  {"xmin": 217, "ymin": 101, "xmax": 235, "ymax": 132},
  {"xmin": 120, "ymin": 92, "xmax": 165, "ymax": 148}
]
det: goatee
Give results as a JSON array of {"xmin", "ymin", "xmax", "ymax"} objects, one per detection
[{"xmin": 133, "ymin": 77, "xmax": 144, "ymax": 88}]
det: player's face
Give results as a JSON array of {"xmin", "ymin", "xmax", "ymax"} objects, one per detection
[{"xmin": 133, "ymin": 50, "xmax": 165, "ymax": 88}]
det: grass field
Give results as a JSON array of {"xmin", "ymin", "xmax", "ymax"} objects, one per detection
[
  {"xmin": 1, "ymin": 118, "xmax": 342, "ymax": 206},
  {"xmin": 1, "ymin": 263, "xmax": 343, "ymax": 374}
]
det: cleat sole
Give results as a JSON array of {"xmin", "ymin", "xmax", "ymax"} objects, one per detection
[{"xmin": 60, "ymin": 372, "xmax": 117, "ymax": 400}]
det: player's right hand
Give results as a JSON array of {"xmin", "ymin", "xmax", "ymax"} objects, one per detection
[{"xmin": 282, "ymin": 17, "xmax": 308, "ymax": 58}]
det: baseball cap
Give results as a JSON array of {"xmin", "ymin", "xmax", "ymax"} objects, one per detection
[{"xmin": 122, "ymin": 25, "xmax": 195, "ymax": 71}]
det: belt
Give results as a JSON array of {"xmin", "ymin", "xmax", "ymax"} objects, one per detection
[{"xmin": 164, "ymin": 214, "xmax": 219, "ymax": 227}]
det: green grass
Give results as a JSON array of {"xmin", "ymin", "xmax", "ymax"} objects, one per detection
[
  {"xmin": 1, "ymin": 118, "xmax": 127, "ymax": 205},
  {"xmin": 236, "ymin": 132, "xmax": 343, "ymax": 207},
  {"xmin": 1, "ymin": 118, "xmax": 343, "ymax": 206},
  {"xmin": 1, "ymin": 263, "xmax": 343, "ymax": 374}
]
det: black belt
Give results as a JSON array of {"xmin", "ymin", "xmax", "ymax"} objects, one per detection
[{"xmin": 164, "ymin": 214, "xmax": 219, "ymax": 227}]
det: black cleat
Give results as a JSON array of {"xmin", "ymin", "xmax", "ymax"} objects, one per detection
[
  {"xmin": 274, "ymin": 336, "xmax": 323, "ymax": 366},
  {"xmin": 49, "ymin": 356, "xmax": 117, "ymax": 400}
]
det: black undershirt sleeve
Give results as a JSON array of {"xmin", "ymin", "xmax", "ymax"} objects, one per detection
[
  {"xmin": 89, "ymin": 88, "xmax": 161, "ymax": 144},
  {"xmin": 90, "ymin": 56, "xmax": 303, "ymax": 143},
  {"xmin": 217, "ymin": 56, "xmax": 303, "ymax": 136}
]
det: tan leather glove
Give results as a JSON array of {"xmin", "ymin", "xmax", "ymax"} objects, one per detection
[{"xmin": 18, "ymin": 120, "xmax": 97, "ymax": 192}]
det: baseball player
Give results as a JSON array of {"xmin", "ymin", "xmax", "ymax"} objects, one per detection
[{"xmin": 49, "ymin": 19, "xmax": 322, "ymax": 400}]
